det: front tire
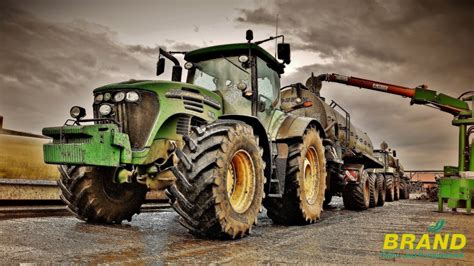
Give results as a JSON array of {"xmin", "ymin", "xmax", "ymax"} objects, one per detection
[
  {"xmin": 168, "ymin": 120, "xmax": 265, "ymax": 239},
  {"xmin": 58, "ymin": 166, "xmax": 147, "ymax": 224},
  {"xmin": 264, "ymin": 127, "xmax": 326, "ymax": 225}
]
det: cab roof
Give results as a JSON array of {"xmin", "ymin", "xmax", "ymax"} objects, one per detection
[{"xmin": 184, "ymin": 43, "xmax": 285, "ymax": 74}]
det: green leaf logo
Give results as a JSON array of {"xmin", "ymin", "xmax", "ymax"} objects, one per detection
[{"xmin": 428, "ymin": 219, "xmax": 446, "ymax": 233}]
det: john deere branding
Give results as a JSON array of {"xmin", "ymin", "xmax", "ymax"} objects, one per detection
[{"xmin": 380, "ymin": 219, "xmax": 467, "ymax": 259}]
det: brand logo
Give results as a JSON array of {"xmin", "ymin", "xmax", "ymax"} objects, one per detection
[
  {"xmin": 428, "ymin": 219, "xmax": 446, "ymax": 233},
  {"xmin": 380, "ymin": 219, "xmax": 466, "ymax": 259}
]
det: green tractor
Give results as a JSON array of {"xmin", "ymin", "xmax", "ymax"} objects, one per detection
[{"xmin": 43, "ymin": 30, "xmax": 328, "ymax": 238}]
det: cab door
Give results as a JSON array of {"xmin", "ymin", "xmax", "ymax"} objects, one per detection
[{"xmin": 255, "ymin": 57, "xmax": 283, "ymax": 131}]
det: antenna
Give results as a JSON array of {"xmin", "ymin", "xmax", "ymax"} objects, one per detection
[{"xmin": 274, "ymin": 14, "xmax": 279, "ymax": 57}]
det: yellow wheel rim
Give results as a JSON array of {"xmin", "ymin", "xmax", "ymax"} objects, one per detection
[
  {"xmin": 226, "ymin": 149, "xmax": 256, "ymax": 213},
  {"xmin": 303, "ymin": 146, "xmax": 320, "ymax": 205}
]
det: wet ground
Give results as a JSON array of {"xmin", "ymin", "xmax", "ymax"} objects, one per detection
[{"xmin": 1, "ymin": 197, "xmax": 472, "ymax": 264}]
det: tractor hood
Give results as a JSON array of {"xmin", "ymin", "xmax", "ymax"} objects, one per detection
[
  {"xmin": 92, "ymin": 79, "xmax": 223, "ymax": 153},
  {"xmin": 44, "ymin": 79, "xmax": 224, "ymax": 167},
  {"xmin": 93, "ymin": 79, "xmax": 222, "ymax": 106}
]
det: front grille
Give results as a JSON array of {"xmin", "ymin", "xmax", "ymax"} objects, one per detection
[{"xmin": 94, "ymin": 90, "xmax": 158, "ymax": 150}]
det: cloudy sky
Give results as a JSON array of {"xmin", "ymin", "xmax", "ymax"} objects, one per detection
[{"xmin": 1, "ymin": 0, "xmax": 473, "ymax": 169}]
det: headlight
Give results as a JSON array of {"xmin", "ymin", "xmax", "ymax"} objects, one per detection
[
  {"xmin": 126, "ymin": 91, "xmax": 139, "ymax": 102},
  {"xmin": 237, "ymin": 81, "xmax": 247, "ymax": 91},
  {"xmin": 94, "ymin": 94, "xmax": 103, "ymax": 104},
  {"xmin": 103, "ymin": 92, "xmax": 111, "ymax": 101},
  {"xmin": 113, "ymin": 92, "xmax": 125, "ymax": 102},
  {"xmin": 70, "ymin": 106, "xmax": 86, "ymax": 119},
  {"xmin": 238, "ymin": 55, "xmax": 249, "ymax": 63},
  {"xmin": 98, "ymin": 104, "xmax": 112, "ymax": 116}
]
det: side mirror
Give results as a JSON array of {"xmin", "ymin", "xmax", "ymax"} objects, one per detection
[
  {"xmin": 278, "ymin": 43, "xmax": 291, "ymax": 64},
  {"xmin": 246, "ymin": 30, "xmax": 254, "ymax": 42},
  {"xmin": 156, "ymin": 58, "xmax": 165, "ymax": 76}
]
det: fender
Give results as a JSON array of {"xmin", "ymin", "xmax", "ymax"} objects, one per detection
[{"xmin": 276, "ymin": 114, "xmax": 326, "ymax": 141}]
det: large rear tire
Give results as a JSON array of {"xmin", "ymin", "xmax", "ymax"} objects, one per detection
[
  {"xmin": 264, "ymin": 127, "xmax": 326, "ymax": 225},
  {"xmin": 376, "ymin": 174, "xmax": 386, "ymax": 207},
  {"xmin": 168, "ymin": 120, "xmax": 265, "ymax": 239},
  {"xmin": 368, "ymin": 173, "xmax": 379, "ymax": 208},
  {"xmin": 385, "ymin": 174, "xmax": 395, "ymax": 202},
  {"xmin": 343, "ymin": 170, "xmax": 370, "ymax": 211},
  {"xmin": 58, "ymin": 165, "xmax": 147, "ymax": 224}
]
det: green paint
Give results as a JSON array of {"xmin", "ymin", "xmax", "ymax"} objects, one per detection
[
  {"xmin": 43, "ymin": 124, "xmax": 131, "ymax": 167},
  {"xmin": 413, "ymin": 88, "xmax": 469, "ymax": 112},
  {"xmin": 438, "ymin": 178, "xmax": 474, "ymax": 214}
]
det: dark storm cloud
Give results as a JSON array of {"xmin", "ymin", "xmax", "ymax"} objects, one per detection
[
  {"xmin": 127, "ymin": 42, "xmax": 200, "ymax": 57},
  {"xmin": 127, "ymin": 44, "xmax": 161, "ymax": 56},
  {"xmin": 164, "ymin": 41, "xmax": 201, "ymax": 52},
  {"xmin": 236, "ymin": 0, "xmax": 474, "ymax": 169},
  {"xmin": 0, "ymin": 2, "xmax": 196, "ymax": 134},
  {"xmin": 0, "ymin": 2, "xmax": 154, "ymax": 133},
  {"xmin": 236, "ymin": 7, "xmax": 279, "ymax": 25},
  {"xmin": 236, "ymin": 0, "xmax": 474, "ymax": 72}
]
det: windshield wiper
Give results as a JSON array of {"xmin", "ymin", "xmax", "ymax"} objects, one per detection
[{"xmin": 221, "ymin": 55, "xmax": 249, "ymax": 74}]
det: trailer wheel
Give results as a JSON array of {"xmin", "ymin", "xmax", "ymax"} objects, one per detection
[
  {"xmin": 399, "ymin": 180, "xmax": 410, "ymax": 199},
  {"xmin": 385, "ymin": 174, "xmax": 395, "ymax": 202},
  {"xmin": 343, "ymin": 170, "xmax": 370, "ymax": 210},
  {"xmin": 376, "ymin": 174, "xmax": 386, "ymax": 206},
  {"xmin": 169, "ymin": 120, "xmax": 265, "ymax": 239},
  {"xmin": 368, "ymin": 173, "xmax": 379, "ymax": 208},
  {"xmin": 264, "ymin": 127, "xmax": 326, "ymax": 225},
  {"xmin": 58, "ymin": 165, "xmax": 147, "ymax": 224},
  {"xmin": 394, "ymin": 176, "xmax": 400, "ymax": 201}
]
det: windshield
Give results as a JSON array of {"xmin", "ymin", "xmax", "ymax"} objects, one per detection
[{"xmin": 190, "ymin": 57, "xmax": 250, "ymax": 92}]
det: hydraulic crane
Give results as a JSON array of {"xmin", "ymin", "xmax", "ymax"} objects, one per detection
[{"xmin": 316, "ymin": 73, "xmax": 474, "ymax": 213}]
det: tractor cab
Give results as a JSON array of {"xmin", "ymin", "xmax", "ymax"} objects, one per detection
[{"xmin": 183, "ymin": 43, "xmax": 286, "ymax": 117}]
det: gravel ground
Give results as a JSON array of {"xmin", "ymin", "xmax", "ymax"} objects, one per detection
[{"xmin": 0, "ymin": 197, "xmax": 472, "ymax": 264}]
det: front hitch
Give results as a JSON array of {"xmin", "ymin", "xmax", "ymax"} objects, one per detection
[{"xmin": 43, "ymin": 123, "xmax": 132, "ymax": 167}]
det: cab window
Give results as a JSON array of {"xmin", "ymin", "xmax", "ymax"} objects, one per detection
[
  {"xmin": 190, "ymin": 57, "xmax": 250, "ymax": 92},
  {"xmin": 257, "ymin": 57, "xmax": 280, "ymax": 106}
]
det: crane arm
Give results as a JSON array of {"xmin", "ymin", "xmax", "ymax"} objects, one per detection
[{"xmin": 318, "ymin": 73, "xmax": 470, "ymax": 116}]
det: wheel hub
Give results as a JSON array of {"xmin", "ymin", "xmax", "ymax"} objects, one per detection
[
  {"xmin": 226, "ymin": 150, "xmax": 256, "ymax": 213},
  {"xmin": 303, "ymin": 146, "xmax": 320, "ymax": 204}
]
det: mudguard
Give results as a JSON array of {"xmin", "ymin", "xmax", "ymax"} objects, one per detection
[{"xmin": 276, "ymin": 115, "xmax": 324, "ymax": 141}]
